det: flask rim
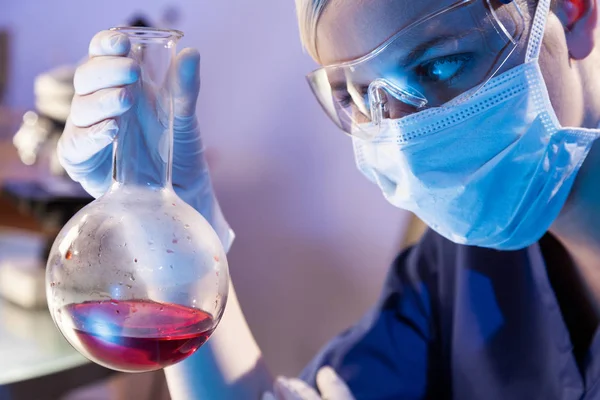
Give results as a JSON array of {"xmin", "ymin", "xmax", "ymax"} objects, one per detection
[{"xmin": 110, "ymin": 27, "xmax": 184, "ymax": 40}]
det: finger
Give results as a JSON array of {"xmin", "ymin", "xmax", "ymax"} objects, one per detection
[
  {"xmin": 274, "ymin": 377, "xmax": 321, "ymax": 400},
  {"xmin": 74, "ymin": 56, "xmax": 140, "ymax": 95},
  {"xmin": 274, "ymin": 378, "xmax": 304, "ymax": 400},
  {"xmin": 58, "ymin": 118, "xmax": 118, "ymax": 166},
  {"xmin": 172, "ymin": 47, "xmax": 200, "ymax": 120},
  {"xmin": 284, "ymin": 379, "xmax": 322, "ymax": 400},
  {"xmin": 262, "ymin": 392, "xmax": 277, "ymax": 400},
  {"xmin": 88, "ymin": 30, "xmax": 130, "ymax": 57},
  {"xmin": 70, "ymin": 87, "xmax": 133, "ymax": 128},
  {"xmin": 316, "ymin": 367, "xmax": 355, "ymax": 400}
]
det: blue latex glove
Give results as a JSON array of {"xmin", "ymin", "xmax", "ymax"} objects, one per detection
[{"xmin": 58, "ymin": 30, "xmax": 233, "ymax": 250}]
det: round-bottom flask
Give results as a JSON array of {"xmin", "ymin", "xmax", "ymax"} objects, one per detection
[{"xmin": 46, "ymin": 27, "xmax": 229, "ymax": 373}]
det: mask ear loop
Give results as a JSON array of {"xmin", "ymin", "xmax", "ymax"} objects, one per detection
[
  {"xmin": 368, "ymin": 78, "xmax": 427, "ymax": 130},
  {"xmin": 525, "ymin": 0, "xmax": 553, "ymax": 62}
]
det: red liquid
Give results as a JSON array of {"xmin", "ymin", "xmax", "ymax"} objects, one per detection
[{"xmin": 63, "ymin": 300, "xmax": 215, "ymax": 372}]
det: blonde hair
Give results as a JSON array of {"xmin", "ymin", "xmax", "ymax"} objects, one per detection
[
  {"xmin": 295, "ymin": 0, "xmax": 558, "ymax": 62},
  {"xmin": 294, "ymin": 0, "xmax": 331, "ymax": 61}
]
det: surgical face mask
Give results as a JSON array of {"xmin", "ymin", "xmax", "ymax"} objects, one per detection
[{"xmin": 352, "ymin": 0, "xmax": 600, "ymax": 250}]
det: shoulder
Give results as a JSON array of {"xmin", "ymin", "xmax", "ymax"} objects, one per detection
[
  {"xmin": 301, "ymin": 229, "xmax": 541, "ymax": 398},
  {"xmin": 300, "ymin": 229, "xmax": 458, "ymax": 398}
]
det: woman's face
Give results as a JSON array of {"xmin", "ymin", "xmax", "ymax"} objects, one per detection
[
  {"xmin": 314, "ymin": 0, "xmax": 587, "ymax": 128},
  {"xmin": 314, "ymin": 0, "xmax": 600, "ymax": 237}
]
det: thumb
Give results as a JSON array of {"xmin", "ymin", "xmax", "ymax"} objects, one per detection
[
  {"xmin": 171, "ymin": 47, "xmax": 200, "ymax": 119},
  {"xmin": 316, "ymin": 367, "xmax": 355, "ymax": 400}
]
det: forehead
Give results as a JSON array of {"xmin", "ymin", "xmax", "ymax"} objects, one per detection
[{"xmin": 315, "ymin": 0, "xmax": 461, "ymax": 65}]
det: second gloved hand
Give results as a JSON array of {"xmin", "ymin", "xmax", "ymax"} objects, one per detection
[
  {"xmin": 57, "ymin": 30, "xmax": 233, "ymax": 250},
  {"xmin": 263, "ymin": 367, "xmax": 356, "ymax": 400}
]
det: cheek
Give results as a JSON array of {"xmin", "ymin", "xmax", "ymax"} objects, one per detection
[
  {"xmin": 541, "ymin": 59, "xmax": 583, "ymax": 126},
  {"xmin": 537, "ymin": 18, "xmax": 585, "ymax": 127}
]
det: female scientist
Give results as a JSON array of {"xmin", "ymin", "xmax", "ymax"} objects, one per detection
[{"xmin": 57, "ymin": 0, "xmax": 600, "ymax": 398}]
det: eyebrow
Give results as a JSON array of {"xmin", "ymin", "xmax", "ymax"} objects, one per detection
[
  {"xmin": 401, "ymin": 29, "xmax": 477, "ymax": 67},
  {"xmin": 328, "ymin": 29, "xmax": 478, "ymax": 92}
]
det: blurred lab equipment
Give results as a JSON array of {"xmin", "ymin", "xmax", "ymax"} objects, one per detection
[
  {"xmin": 0, "ymin": 236, "xmax": 89, "ymax": 386},
  {"xmin": 0, "ymin": 66, "xmax": 92, "ymax": 309}
]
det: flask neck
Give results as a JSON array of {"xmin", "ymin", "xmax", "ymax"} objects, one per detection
[
  {"xmin": 111, "ymin": 31, "xmax": 179, "ymax": 190},
  {"xmin": 112, "ymin": 101, "xmax": 173, "ymax": 190}
]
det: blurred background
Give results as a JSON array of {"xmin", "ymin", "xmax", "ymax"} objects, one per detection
[{"xmin": 0, "ymin": 0, "xmax": 416, "ymax": 398}]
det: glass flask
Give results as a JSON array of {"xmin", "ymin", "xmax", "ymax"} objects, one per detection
[{"xmin": 46, "ymin": 27, "xmax": 229, "ymax": 373}]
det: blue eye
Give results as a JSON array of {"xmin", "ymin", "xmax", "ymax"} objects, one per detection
[
  {"xmin": 417, "ymin": 54, "xmax": 471, "ymax": 83},
  {"xmin": 334, "ymin": 88, "xmax": 369, "ymax": 109}
]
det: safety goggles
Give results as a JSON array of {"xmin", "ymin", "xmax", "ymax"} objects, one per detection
[{"xmin": 306, "ymin": 0, "xmax": 526, "ymax": 139}]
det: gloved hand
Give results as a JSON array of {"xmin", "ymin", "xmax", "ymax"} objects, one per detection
[
  {"xmin": 57, "ymin": 30, "xmax": 233, "ymax": 250},
  {"xmin": 262, "ymin": 367, "xmax": 355, "ymax": 400}
]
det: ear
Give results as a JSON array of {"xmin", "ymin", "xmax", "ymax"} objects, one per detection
[{"xmin": 555, "ymin": 0, "xmax": 598, "ymax": 59}]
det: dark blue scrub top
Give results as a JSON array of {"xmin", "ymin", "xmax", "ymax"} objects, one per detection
[{"xmin": 301, "ymin": 230, "xmax": 600, "ymax": 399}]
